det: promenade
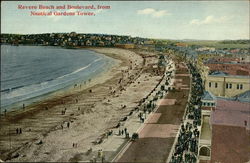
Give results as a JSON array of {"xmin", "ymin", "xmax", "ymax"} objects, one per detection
[{"xmin": 114, "ymin": 61, "xmax": 190, "ymax": 163}]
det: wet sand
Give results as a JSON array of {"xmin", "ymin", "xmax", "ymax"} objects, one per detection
[{"xmin": 0, "ymin": 47, "xmax": 163, "ymax": 162}]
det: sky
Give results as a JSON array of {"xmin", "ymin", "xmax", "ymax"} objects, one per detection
[{"xmin": 1, "ymin": 1, "xmax": 249, "ymax": 40}]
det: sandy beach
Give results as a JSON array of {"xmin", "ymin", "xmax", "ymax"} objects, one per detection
[{"xmin": 0, "ymin": 47, "xmax": 167, "ymax": 162}]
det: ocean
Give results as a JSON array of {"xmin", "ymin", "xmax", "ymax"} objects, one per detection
[{"xmin": 0, "ymin": 45, "xmax": 115, "ymax": 110}]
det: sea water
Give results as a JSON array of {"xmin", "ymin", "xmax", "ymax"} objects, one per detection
[{"xmin": 0, "ymin": 45, "xmax": 115, "ymax": 110}]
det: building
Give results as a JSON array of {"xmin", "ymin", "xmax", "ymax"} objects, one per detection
[
  {"xmin": 205, "ymin": 72, "xmax": 250, "ymax": 97},
  {"xmin": 196, "ymin": 47, "xmax": 215, "ymax": 52},
  {"xmin": 198, "ymin": 91, "xmax": 216, "ymax": 163},
  {"xmin": 201, "ymin": 57, "xmax": 250, "ymax": 98},
  {"xmin": 205, "ymin": 63, "xmax": 250, "ymax": 75},
  {"xmin": 198, "ymin": 91, "xmax": 250, "ymax": 163},
  {"xmin": 201, "ymin": 91, "xmax": 217, "ymax": 112},
  {"xmin": 143, "ymin": 40, "xmax": 154, "ymax": 45},
  {"xmin": 175, "ymin": 42, "xmax": 188, "ymax": 47},
  {"xmin": 210, "ymin": 98, "xmax": 250, "ymax": 163},
  {"xmin": 85, "ymin": 40, "xmax": 92, "ymax": 46}
]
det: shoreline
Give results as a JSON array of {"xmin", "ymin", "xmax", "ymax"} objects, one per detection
[
  {"xmin": 0, "ymin": 48, "xmax": 124, "ymax": 123},
  {"xmin": 0, "ymin": 47, "xmax": 142, "ymax": 160},
  {"xmin": 0, "ymin": 47, "xmax": 164, "ymax": 162},
  {"xmin": 0, "ymin": 46, "xmax": 118, "ymax": 112},
  {"xmin": 1, "ymin": 58, "xmax": 119, "ymax": 122}
]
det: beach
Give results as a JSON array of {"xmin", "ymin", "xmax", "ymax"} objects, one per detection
[{"xmin": 0, "ymin": 47, "xmax": 166, "ymax": 162}]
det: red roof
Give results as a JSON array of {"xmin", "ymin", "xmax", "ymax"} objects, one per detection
[
  {"xmin": 211, "ymin": 99, "xmax": 250, "ymax": 129},
  {"xmin": 211, "ymin": 125, "xmax": 250, "ymax": 163},
  {"xmin": 208, "ymin": 57, "xmax": 248, "ymax": 63},
  {"xmin": 205, "ymin": 63, "xmax": 250, "ymax": 76}
]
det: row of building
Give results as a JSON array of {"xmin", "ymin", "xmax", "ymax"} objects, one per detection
[
  {"xmin": 153, "ymin": 41, "xmax": 249, "ymax": 163},
  {"xmin": 0, "ymin": 32, "xmax": 155, "ymax": 49},
  {"xmin": 197, "ymin": 56, "xmax": 250, "ymax": 163},
  {"xmin": 2, "ymin": 32, "xmax": 248, "ymax": 57}
]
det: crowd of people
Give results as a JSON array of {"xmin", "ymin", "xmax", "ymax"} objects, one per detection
[
  {"xmin": 137, "ymin": 63, "xmax": 174, "ymax": 116},
  {"xmin": 107, "ymin": 60, "xmax": 174, "ymax": 143},
  {"xmin": 170, "ymin": 62, "xmax": 203, "ymax": 163}
]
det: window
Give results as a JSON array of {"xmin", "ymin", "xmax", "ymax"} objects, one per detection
[
  {"xmin": 237, "ymin": 84, "xmax": 240, "ymax": 89},
  {"xmin": 209, "ymin": 82, "xmax": 212, "ymax": 88},
  {"xmin": 203, "ymin": 102, "xmax": 206, "ymax": 106},
  {"xmin": 226, "ymin": 83, "xmax": 232, "ymax": 89},
  {"xmin": 215, "ymin": 83, "xmax": 218, "ymax": 88},
  {"xmin": 240, "ymin": 84, "xmax": 243, "ymax": 89},
  {"xmin": 207, "ymin": 103, "xmax": 210, "ymax": 106}
]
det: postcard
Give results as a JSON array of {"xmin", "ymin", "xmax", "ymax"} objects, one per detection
[{"xmin": 1, "ymin": 1, "xmax": 249, "ymax": 163}]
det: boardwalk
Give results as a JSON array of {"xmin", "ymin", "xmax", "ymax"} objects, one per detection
[{"xmin": 115, "ymin": 62, "xmax": 190, "ymax": 163}]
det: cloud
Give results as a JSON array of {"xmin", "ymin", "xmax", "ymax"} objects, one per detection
[
  {"xmin": 137, "ymin": 8, "xmax": 155, "ymax": 15},
  {"xmin": 190, "ymin": 15, "xmax": 231, "ymax": 25},
  {"xmin": 137, "ymin": 8, "xmax": 170, "ymax": 18}
]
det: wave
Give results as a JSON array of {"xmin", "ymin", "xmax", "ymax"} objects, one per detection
[
  {"xmin": 1, "ymin": 68, "xmax": 61, "ymax": 83},
  {"xmin": 57, "ymin": 57, "xmax": 102, "ymax": 79},
  {"xmin": 1, "ymin": 57, "xmax": 103, "ymax": 93},
  {"xmin": 1, "ymin": 57, "xmax": 104, "ymax": 98},
  {"xmin": 46, "ymin": 78, "xmax": 54, "ymax": 82},
  {"xmin": 1, "ymin": 54, "xmax": 111, "ymax": 108},
  {"xmin": 73, "ymin": 57, "xmax": 102, "ymax": 74},
  {"xmin": 1, "ymin": 85, "xmax": 25, "ymax": 92}
]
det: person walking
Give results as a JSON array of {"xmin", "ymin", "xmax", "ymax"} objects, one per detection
[{"xmin": 124, "ymin": 128, "xmax": 127, "ymax": 134}]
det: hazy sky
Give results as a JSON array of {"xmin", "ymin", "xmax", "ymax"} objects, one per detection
[{"xmin": 1, "ymin": 1, "xmax": 249, "ymax": 40}]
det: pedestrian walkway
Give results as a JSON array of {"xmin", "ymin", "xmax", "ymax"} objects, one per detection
[{"xmin": 114, "ymin": 62, "xmax": 190, "ymax": 163}]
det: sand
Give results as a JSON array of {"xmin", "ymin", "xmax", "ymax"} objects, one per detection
[{"xmin": 0, "ymin": 47, "xmax": 165, "ymax": 162}]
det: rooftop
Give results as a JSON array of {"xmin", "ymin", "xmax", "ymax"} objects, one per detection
[
  {"xmin": 211, "ymin": 99, "xmax": 250, "ymax": 129},
  {"xmin": 215, "ymin": 90, "xmax": 250, "ymax": 103},
  {"xmin": 236, "ymin": 90, "xmax": 250, "ymax": 103},
  {"xmin": 201, "ymin": 91, "xmax": 216, "ymax": 101},
  {"xmin": 205, "ymin": 57, "xmax": 250, "ymax": 64},
  {"xmin": 206, "ymin": 63, "xmax": 250, "ymax": 76},
  {"xmin": 211, "ymin": 125, "xmax": 250, "ymax": 163}
]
